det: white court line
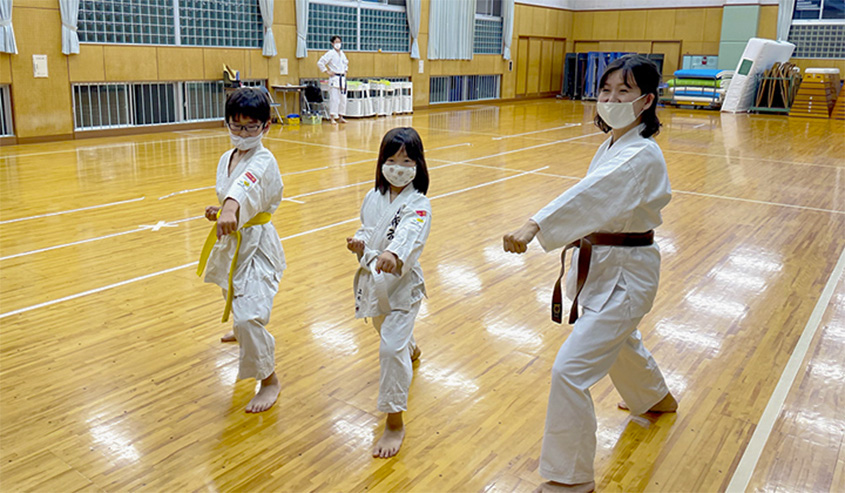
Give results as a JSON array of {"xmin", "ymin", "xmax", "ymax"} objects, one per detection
[
  {"xmin": 0, "ymin": 229, "xmax": 148, "ymax": 262},
  {"xmin": 568, "ymin": 140, "xmax": 844, "ymax": 170},
  {"xmin": 467, "ymin": 132, "xmax": 604, "ymax": 161},
  {"xmin": 492, "ymin": 123, "xmax": 581, "ymax": 140},
  {"xmin": 726, "ymin": 246, "xmax": 845, "ymax": 493},
  {"xmin": 410, "ymin": 125, "xmax": 513, "ymax": 138},
  {"xmin": 0, "ymin": 263, "xmax": 196, "ymax": 320},
  {"xmin": 0, "ymin": 166, "xmax": 545, "ymax": 320},
  {"xmin": 520, "ymin": 167, "xmax": 845, "ymax": 216},
  {"xmin": 431, "ymin": 166, "xmax": 549, "ymax": 200},
  {"xmin": 0, "ymin": 197, "xmax": 146, "ymax": 225},
  {"xmin": 454, "ymin": 161, "xmax": 582, "ymax": 181},
  {"xmin": 0, "ymin": 134, "xmax": 224, "ymax": 159},
  {"xmin": 264, "ymin": 136, "xmax": 375, "ymax": 154},
  {"xmin": 158, "ymin": 186, "xmax": 215, "ymax": 200},
  {"xmin": 674, "ymin": 190, "xmax": 845, "ymax": 215},
  {"xmin": 428, "ymin": 143, "xmax": 472, "ymax": 151},
  {"xmin": 0, "ymin": 216, "xmax": 205, "ymax": 261}
]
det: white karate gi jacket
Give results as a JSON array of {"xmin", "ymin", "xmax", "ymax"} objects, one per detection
[
  {"xmin": 317, "ymin": 49, "xmax": 349, "ymax": 88},
  {"xmin": 204, "ymin": 144, "xmax": 286, "ymax": 293},
  {"xmin": 353, "ymin": 186, "xmax": 431, "ymax": 318},
  {"xmin": 532, "ymin": 124, "xmax": 671, "ymax": 317}
]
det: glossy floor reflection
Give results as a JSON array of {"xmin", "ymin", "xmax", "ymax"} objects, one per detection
[{"xmin": 0, "ymin": 100, "xmax": 843, "ymax": 492}]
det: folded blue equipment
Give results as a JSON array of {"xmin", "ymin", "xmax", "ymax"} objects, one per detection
[{"xmin": 673, "ymin": 69, "xmax": 732, "ymax": 79}]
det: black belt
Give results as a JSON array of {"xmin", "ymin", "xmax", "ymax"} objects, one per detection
[
  {"xmin": 552, "ymin": 231, "xmax": 654, "ymax": 324},
  {"xmin": 338, "ymin": 74, "xmax": 347, "ymax": 95}
]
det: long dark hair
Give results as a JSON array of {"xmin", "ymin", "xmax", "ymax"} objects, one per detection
[
  {"xmin": 594, "ymin": 55, "xmax": 661, "ymax": 138},
  {"xmin": 375, "ymin": 127, "xmax": 429, "ymax": 195}
]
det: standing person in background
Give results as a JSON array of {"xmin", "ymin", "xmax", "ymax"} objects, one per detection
[{"xmin": 318, "ymin": 35, "xmax": 349, "ymax": 125}]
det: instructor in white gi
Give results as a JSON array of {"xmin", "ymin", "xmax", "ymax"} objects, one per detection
[
  {"xmin": 503, "ymin": 55, "xmax": 678, "ymax": 492},
  {"xmin": 317, "ymin": 35, "xmax": 349, "ymax": 125}
]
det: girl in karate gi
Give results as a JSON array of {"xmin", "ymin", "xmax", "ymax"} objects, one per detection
[
  {"xmin": 503, "ymin": 55, "xmax": 678, "ymax": 492},
  {"xmin": 198, "ymin": 87, "xmax": 286, "ymax": 413},
  {"xmin": 346, "ymin": 127, "xmax": 431, "ymax": 458}
]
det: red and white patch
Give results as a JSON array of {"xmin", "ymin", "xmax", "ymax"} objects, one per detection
[
  {"xmin": 245, "ymin": 171, "xmax": 257, "ymax": 183},
  {"xmin": 415, "ymin": 210, "xmax": 427, "ymax": 217}
]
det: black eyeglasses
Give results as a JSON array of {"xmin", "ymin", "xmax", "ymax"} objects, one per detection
[{"xmin": 227, "ymin": 122, "xmax": 265, "ymax": 133}]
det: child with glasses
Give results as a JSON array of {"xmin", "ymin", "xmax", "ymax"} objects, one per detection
[{"xmin": 197, "ymin": 87, "xmax": 286, "ymax": 413}]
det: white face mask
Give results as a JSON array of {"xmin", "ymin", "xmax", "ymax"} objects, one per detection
[
  {"xmin": 382, "ymin": 163, "xmax": 416, "ymax": 188},
  {"xmin": 334, "ymin": 43, "xmax": 342, "ymax": 51},
  {"xmin": 230, "ymin": 132, "xmax": 263, "ymax": 151},
  {"xmin": 596, "ymin": 94, "xmax": 648, "ymax": 129}
]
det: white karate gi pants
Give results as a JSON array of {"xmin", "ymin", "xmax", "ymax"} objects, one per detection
[
  {"xmin": 329, "ymin": 86, "xmax": 347, "ymax": 119},
  {"xmin": 371, "ymin": 301, "xmax": 420, "ymax": 413},
  {"xmin": 539, "ymin": 283, "xmax": 669, "ymax": 484},
  {"xmin": 223, "ymin": 269, "xmax": 280, "ymax": 382}
]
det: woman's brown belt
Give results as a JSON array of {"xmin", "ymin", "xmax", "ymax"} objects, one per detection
[{"xmin": 552, "ymin": 230, "xmax": 654, "ymax": 324}]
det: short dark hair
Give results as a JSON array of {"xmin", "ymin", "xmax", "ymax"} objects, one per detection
[
  {"xmin": 375, "ymin": 127, "xmax": 429, "ymax": 195},
  {"xmin": 594, "ymin": 55, "xmax": 662, "ymax": 139},
  {"xmin": 330, "ymin": 35, "xmax": 341, "ymax": 44},
  {"xmin": 225, "ymin": 87, "xmax": 271, "ymax": 124}
]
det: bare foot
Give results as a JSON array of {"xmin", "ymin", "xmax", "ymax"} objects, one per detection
[
  {"xmin": 339, "ymin": 117, "xmax": 348, "ymax": 123},
  {"xmin": 411, "ymin": 345, "xmax": 422, "ymax": 362},
  {"xmin": 533, "ymin": 480, "xmax": 595, "ymax": 493},
  {"xmin": 221, "ymin": 331, "xmax": 236, "ymax": 343},
  {"xmin": 330, "ymin": 118, "xmax": 337, "ymax": 125},
  {"xmin": 373, "ymin": 412, "xmax": 405, "ymax": 458},
  {"xmin": 618, "ymin": 391, "xmax": 678, "ymax": 413},
  {"xmin": 245, "ymin": 372, "xmax": 281, "ymax": 413}
]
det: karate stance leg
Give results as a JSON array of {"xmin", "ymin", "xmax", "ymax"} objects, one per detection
[
  {"xmin": 370, "ymin": 302, "xmax": 420, "ymax": 458},
  {"xmin": 608, "ymin": 329, "xmax": 671, "ymax": 414},
  {"xmin": 539, "ymin": 285, "xmax": 666, "ymax": 487},
  {"xmin": 228, "ymin": 272, "xmax": 281, "ymax": 413}
]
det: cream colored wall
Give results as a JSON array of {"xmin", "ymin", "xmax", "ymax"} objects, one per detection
[
  {"xmin": 8, "ymin": 3, "xmax": 74, "ymax": 140},
  {"xmin": 6, "ymin": 2, "xmax": 843, "ymax": 141},
  {"xmin": 0, "ymin": 53, "xmax": 11, "ymax": 84},
  {"xmin": 1, "ymin": 1, "xmax": 572, "ymax": 139}
]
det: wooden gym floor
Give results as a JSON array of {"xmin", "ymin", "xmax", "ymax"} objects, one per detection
[{"xmin": 0, "ymin": 99, "xmax": 843, "ymax": 492}]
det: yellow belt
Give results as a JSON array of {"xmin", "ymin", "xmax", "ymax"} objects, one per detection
[{"xmin": 197, "ymin": 212, "xmax": 272, "ymax": 322}]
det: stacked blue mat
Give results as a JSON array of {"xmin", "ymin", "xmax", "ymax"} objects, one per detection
[{"xmin": 669, "ymin": 69, "xmax": 733, "ymax": 106}]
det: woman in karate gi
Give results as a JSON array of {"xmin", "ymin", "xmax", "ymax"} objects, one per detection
[
  {"xmin": 198, "ymin": 88, "xmax": 286, "ymax": 413},
  {"xmin": 317, "ymin": 35, "xmax": 349, "ymax": 125},
  {"xmin": 503, "ymin": 55, "xmax": 678, "ymax": 492},
  {"xmin": 346, "ymin": 127, "xmax": 431, "ymax": 458}
]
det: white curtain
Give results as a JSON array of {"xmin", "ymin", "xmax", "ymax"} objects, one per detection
[
  {"xmin": 295, "ymin": 0, "xmax": 308, "ymax": 58},
  {"xmin": 59, "ymin": 0, "xmax": 80, "ymax": 55},
  {"xmin": 501, "ymin": 0, "xmax": 514, "ymax": 60},
  {"xmin": 427, "ymin": 0, "xmax": 474, "ymax": 60},
  {"xmin": 0, "ymin": 0, "xmax": 16, "ymax": 54},
  {"xmin": 259, "ymin": 0, "xmax": 277, "ymax": 57},
  {"xmin": 776, "ymin": 0, "xmax": 794, "ymax": 42},
  {"xmin": 406, "ymin": 0, "xmax": 421, "ymax": 59}
]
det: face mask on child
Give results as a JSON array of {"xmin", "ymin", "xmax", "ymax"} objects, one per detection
[
  {"xmin": 230, "ymin": 132, "xmax": 263, "ymax": 151},
  {"xmin": 596, "ymin": 94, "xmax": 648, "ymax": 129},
  {"xmin": 382, "ymin": 164, "xmax": 416, "ymax": 188},
  {"xmin": 334, "ymin": 43, "xmax": 342, "ymax": 50}
]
